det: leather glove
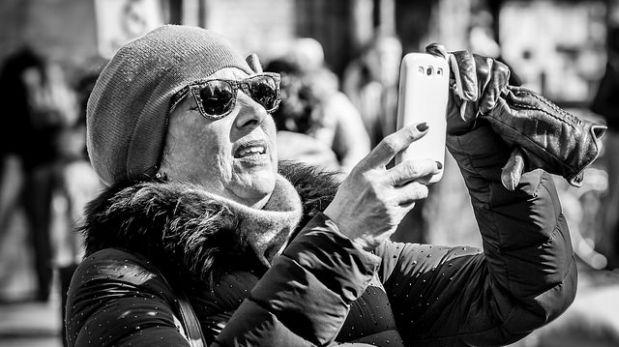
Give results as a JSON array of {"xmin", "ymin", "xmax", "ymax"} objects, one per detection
[{"xmin": 426, "ymin": 43, "xmax": 606, "ymax": 189}]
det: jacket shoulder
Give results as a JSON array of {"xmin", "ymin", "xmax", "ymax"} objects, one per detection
[
  {"xmin": 75, "ymin": 248, "xmax": 155, "ymax": 280},
  {"xmin": 69, "ymin": 248, "xmax": 175, "ymax": 300},
  {"xmin": 66, "ymin": 248, "xmax": 190, "ymax": 346}
]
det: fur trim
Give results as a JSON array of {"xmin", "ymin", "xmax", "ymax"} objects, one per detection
[
  {"xmin": 80, "ymin": 161, "xmax": 339, "ymax": 284},
  {"xmin": 81, "ymin": 179, "xmax": 248, "ymax": 283},
  {"xmin": 278, "ymin": 161, "xmax": 339, "ymax": 238}
]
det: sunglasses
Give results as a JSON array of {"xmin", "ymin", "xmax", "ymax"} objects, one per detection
[{"xmin": 170, "ymin": 73, "xmax": 281, "ymax": 120}]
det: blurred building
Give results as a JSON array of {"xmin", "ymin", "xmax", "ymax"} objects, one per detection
[
  {"xmin": 500, "ymin": 1, "xmax": 607, "ymax": 105},
  {"xmin": 1, "ymin": 1, "xmax": 618, "ymax": 346},
  {"xmin": 0, "ymin": 0, "xmax": 475, "ymax": 77}
]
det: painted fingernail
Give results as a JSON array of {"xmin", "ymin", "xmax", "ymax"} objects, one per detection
[
  {"xmin": 417, "ymin": 122, "xmax": 429, "ymax": 131},
  {"xmin": 436, "ymin": 161, "xmax": 443, "ymax": 170}
]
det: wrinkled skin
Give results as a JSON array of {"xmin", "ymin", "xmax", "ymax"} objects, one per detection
[
  {"xmin": 158, "ymin": 67, "xmax": 278, "ymax": 208},
  {"xmin": 324, "ymin": 124, "xmax": 441, "ymax": 250}
]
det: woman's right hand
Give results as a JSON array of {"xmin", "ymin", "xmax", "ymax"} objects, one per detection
[{"xmin": 323, "ymin": 123, "xmax": 441, "ymax": 251}]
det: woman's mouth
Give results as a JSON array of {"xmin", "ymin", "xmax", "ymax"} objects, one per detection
[
  {"xmin": 233, "ymin": 140, "xmax": 268, "ymax": 159},
  {"xmin": 235, "ymin": 145, "xmax": 266, "ymax": 158}
]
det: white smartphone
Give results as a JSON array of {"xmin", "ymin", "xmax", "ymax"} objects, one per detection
[{"xmin": 395, "ymin": 53, "xmax": 449, "ymax": 184}]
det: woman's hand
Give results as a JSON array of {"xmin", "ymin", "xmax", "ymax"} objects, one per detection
[
  {"xmin": 323, "ymin": 123, "xmax": 441, "ymax": 251},
  {"xmin": 426, "ymin": 43, "xmax": 526, "ymax": 190},
  {"xmin": 425, "ymin": 43, "xmax": 511, "ymax": 135}
]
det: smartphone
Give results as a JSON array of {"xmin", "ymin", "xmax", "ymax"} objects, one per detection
[{"xmin": 395, "ymin": 53, "xmax": 449, "ymax": 184}]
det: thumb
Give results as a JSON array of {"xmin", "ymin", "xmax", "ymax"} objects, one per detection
[
  {"xmin": 448, "ymin": 50, "xmax": 479, "ymax": 103},
  {"xmin": 501, "ymin": 148, "xmax": 525, "ymax": 191}
]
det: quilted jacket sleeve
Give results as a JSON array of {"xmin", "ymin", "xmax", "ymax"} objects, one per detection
[
  {"xmin": 375, "ymin": 124, "xmax": 577, "ymax": 346},
  {"xmin": 65, "ymin": 249, "xmax": 192, "ymax": 347},
  {"xmin": 214, "ymin": 213, "xmax": 381, "ymax": 346}
]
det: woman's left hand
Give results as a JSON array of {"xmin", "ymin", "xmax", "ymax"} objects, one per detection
[{"xmin": 426, "ymin": 44, "xmax": 525, "ymax": 190}]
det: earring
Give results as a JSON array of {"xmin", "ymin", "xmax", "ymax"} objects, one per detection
[{"xmin": 155, "ymin": 172, "xmax": 168, "ymax": 181}]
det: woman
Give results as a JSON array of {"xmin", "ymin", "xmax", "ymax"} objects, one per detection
[{"xmin": 66, "ymin": 25, "xmax": 596, "ymax": 346}]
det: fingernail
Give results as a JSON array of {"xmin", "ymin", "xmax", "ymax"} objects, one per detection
[
  {"xmin": 436, "ymin": 161, "xmax": 443, "ymax": 170},
  {"xmin": 417, "ymin": 122, "xmax": 429, "ymax": 131}
]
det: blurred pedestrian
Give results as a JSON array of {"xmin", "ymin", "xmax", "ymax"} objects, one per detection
[
  {"xmin": 343, "ymin": 35, "xmax": 402, "ymax": 147},
  {"xmin": 591, "ymin": 26, "xmax": 619, "ymax": 268},
  {"xmin": 266, "ymin": 57, "xmax": 370, "ymax": 173},
  {"xmin": 0, "ymin": 48, "xmax": 78, "ymax": 301},
  {"xmin": 467, "ymin": 9, "xmax": 522, "ymax": 86},
  {"xmin": 55, "ymin": 64, "xmax": 104, "ymax": 345}
]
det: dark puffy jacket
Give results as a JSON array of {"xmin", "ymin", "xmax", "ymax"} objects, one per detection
[{"xmin": 66, "ymin": 126, "xmax": 576, "ymax": 346}]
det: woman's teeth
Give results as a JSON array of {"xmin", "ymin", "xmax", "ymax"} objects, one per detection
[{"xmin": 237, "ymin": 145, "xmax": 266, "ymax": 158}]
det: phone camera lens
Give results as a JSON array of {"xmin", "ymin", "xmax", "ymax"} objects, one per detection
[
  {"xmin": 426, "ymin": 67, "xmax": 433, "ymax": 75},
  {"xmin": 437, "ymin": 68, "xmax": 443, "ymax": 75}
]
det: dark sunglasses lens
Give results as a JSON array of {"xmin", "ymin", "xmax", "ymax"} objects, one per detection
[
  {"xmin": 248, "ymin": 76, "xmax": 279, "ymax": 110},
  {"xmin": 199, "ymin": 81, "xmax": 234, "ymax": 116}
]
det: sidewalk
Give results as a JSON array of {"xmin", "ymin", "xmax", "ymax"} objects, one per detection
[
  {"xmin": 0, "ymin": 298, "xmax": 62, "ymax": 347},
  {"xmin": 0, "ymin": 208, "xmax": 62, "ymax": 347}
]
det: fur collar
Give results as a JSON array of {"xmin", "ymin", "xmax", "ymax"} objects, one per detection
[
  {"xmin": 80, "ymin": 161, "xmax": 339, "ymax": 284},
  {"xmin": 200, "ymin": 172, "xmax": 303, "ymax": 268}
]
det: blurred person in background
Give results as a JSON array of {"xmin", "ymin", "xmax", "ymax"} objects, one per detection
[
  {"xmin": 54, "ymin": 64, "xmax": 104, "ymax": 345},
  {"xmin": 467, "ymin": 7, "xmax": 522, "ymax": 86},
  {"xmin": 62, "ymin": 25, "xmax": 599, "ymax": 346},
  {"xmin": 266, "ymin": 58, "xmax": 340, "ymax": 172},
  {"xmin": 343, "ymin": 34, "xmax": 402, "ymax": 147},
  {"xmin": 591, "ymin": 26, "xmax": 619, "ymax": 268},
  {"xmin": 285, "ymin": 37, "xmax": 325, "ymax": 74},
  {"xmin": 0, "ymin": 48, "xmax": 78, "ymax": 302},
  {"xmin": 266, "ymin": 52, "xmax": 370, "ymax": 173}
]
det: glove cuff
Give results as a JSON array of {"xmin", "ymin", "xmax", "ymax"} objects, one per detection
[{"xmin": 482, "ymin": 86, "xmax": 606, "ymax": 186}]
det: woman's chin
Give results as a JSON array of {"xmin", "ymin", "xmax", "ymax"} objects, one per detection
[{"xmin": 229, "ymin": 171, "xmax": 276, "ymax": 206}]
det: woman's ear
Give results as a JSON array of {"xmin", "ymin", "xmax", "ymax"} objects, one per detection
[{"xmin": 246, "ymin": 53, "xmax": 263, "ymax": 73}]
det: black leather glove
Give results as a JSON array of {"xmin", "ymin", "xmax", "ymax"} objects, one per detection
[{"xmin": 426, "ymin": 43, "xmax": 606, "ymax": 188}]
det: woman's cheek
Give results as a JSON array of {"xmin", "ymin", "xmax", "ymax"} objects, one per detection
[{"xmin": 265, "ymin": 116, "xmax": 278, "ymax": 162}]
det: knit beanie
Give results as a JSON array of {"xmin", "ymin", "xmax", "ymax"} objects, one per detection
[{"xmin": 87, "ymin": 25, "xmax": 253, "ymax": 185}]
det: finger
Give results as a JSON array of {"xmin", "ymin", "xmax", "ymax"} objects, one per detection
[
  {"xmin": 358, "ymin": 123, "xmax": 429, "ymax": 170},
  {"xmin": 386, "ymin": 158, "xmax": 442, "ymax": 186},
  {"xmin": 501, "ymin": 148, "xmax": 526, "ymax": 191},
  {"xmin": 448, "ymin": 51, "xmax": 479, "ymax": 102},
  {"xmin": 393, "ymin": 181, "xmax": 429, "ymax": 206},
  {"xmin": 425, "ymin": 43, "xmax": 447, "ymax": 58},
  {"xmin": 246, "ymin": 53, "xmax": 263, "ymax": 73},
  {"xmin": 477, "ymin": 57, "xmax": 510, "ymax": 115}
]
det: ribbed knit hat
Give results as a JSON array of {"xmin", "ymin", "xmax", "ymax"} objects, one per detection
[{"xmin": 87, "ymin": 25, "xmax": 253, "ymax": 185}]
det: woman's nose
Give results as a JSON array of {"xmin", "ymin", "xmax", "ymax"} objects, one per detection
[{"xmin": 234, "ymin": 92, "xmax": 268, "ymax": 129}]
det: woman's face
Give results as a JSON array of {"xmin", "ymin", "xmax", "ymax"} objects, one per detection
[{"xmin": 159, "ymin": 67, "xmax": 278, "ymax": 208}]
